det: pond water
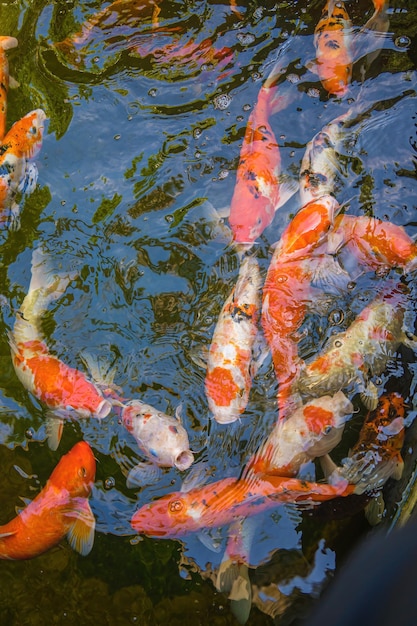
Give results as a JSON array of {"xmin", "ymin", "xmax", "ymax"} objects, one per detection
[{"xmin": 0, "ymin": 0, "xmax": 417, "ymax": 624}]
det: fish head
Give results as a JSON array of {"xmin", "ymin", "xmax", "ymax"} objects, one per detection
[
  {"xmin": 131, "ymin": 490, "xmax": 194, "ymax": 537},
  {"xmin": 50, "ymin": 440, "xmax": 96, "ymax": 497},
  {"xmin": 301, "ymin": 391, "xmax": 353, "ymax": 456},
  {"xmin": 11, "ymin": 109, "xmax": 47, "ymax": 160},
  {"xmin": 281, "ymin": 195, "xmax": 339, "ymax": 256}
]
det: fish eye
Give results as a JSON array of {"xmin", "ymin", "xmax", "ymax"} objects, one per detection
[
  {"xmin": 78, "ymin": 466, "xmax": 87, "ymax": 478},
  {"xmin": 169, "ymin": 499, "xmax": 184, "ymax": 513},
  {"xmin": 322, "ymin": 425, "xmax": 332, "ymax": 435}
]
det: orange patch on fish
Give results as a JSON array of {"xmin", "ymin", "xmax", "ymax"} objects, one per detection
[
  {"xmin": 205, "ymin": 366, "xmax": 240, "ymax": 406},
  {"xmin": 303, "ymin": 405, "xmax": 334, "ymax": 435}
]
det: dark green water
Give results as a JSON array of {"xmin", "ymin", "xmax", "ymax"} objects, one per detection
[{"xmin": 0, "ymin": 0, "xmax": 416, "ymax": 624}]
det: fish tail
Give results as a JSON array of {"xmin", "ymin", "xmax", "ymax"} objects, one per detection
[{"xmin": 20, "ymin": 247, "xmax": 78, "ymax": 324}]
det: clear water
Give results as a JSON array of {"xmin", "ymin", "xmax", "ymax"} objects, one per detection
[{"xmin": 0, "ymin": 0, "xmax": 416, "ymax": 624}]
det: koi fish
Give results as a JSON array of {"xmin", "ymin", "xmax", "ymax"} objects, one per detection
[
  {"xmin": 246, "ymin": 391, "xmax": 353, "ymax": 476},
  {"xmin": 205, "ymin": 255, "xmax": 262, "ymax": 424},
  {"xmin": 323, "ymin": 392, "xmax": 405, "ymax": 494},
  {"xmin": 328, "ymin": 215, "xmax": 417, "ymax": 275},
  {"xmin": 321, "ymin": 391, "xmax": 405, "ymax": 524},
  {"xmin": 228, "ymin": 82, "xmax": 298, "ymax": 245},
  {"xmin": 131, "ymin": 472, "xmax": 354, "ymax": 538},
  {"xmin": 0, "ymin": 440, "xmax": 96, "ymax": 559},
  {"xmin": 296, "ymin": 282, "xmax": 417, "ymax": 409},
  {"xmin": 121, "ymin": 400, "xmax": 194, "ymax": 487},
  {"xmin": 313, "ymin": 0, "xmax": 353, "ymax": 96},
  {"xmin": 261, "ymin": 195, "xmax": 348, "ymax": 418},
  {"xmin": 9, "ymin": 248, "xmax": 112, "ymax": 449},
  {"xmin": 299, "ymin": 113, "xmax": 348, "ymax": 206},
  {"xmin": 0, "ymin": 36, "xmax": 18, "ymax": 141},
  {"xmin": 0, "ymin": 109, "xmax": 47, "ymax": 229}
]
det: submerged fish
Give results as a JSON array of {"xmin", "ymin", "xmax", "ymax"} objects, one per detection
[
  {"xmin": 0, "ymin": 441, "xmax": 96, "ymax": 559},
  {"xmin": 131, "ymin": 472, "xmax": 354, "ymax": 538},
  {"xmin": 296, "ymin": 282, "xmax": 417, "ymax": 409},
  {"xmin": 246, "ymin": 391, "xmax": 353, "ymax": 476},
  {"xmin": 0, "ymin": 109, "xmax": 47, "ymax": 229},
  {"xmin": 323, "ymin": 391, "xmax": 405, "ymax": 495},
  {"xmin": 313, "ymin": 0, "xmax": 353, "ymax": 96},
  {"xmin": 0, "ymin": 36, "xmax": 18, "ymax": 141},
  {"xmin": 9, "ymin": 248, "xmax": 112, "ymax": 449},
  {"xmin": 121, "ymin": 400, "xmax": 194, "ymax": 487},
  {"xmin": 205, "ymin": 255, "xmax": 262, "ymax": 424},
  {"xmin": 328, "ymin": 215, "xmax": 417, "ymax": 274},
  {"xmin": 228, "ymin": 82, "xmax": 298, "ymax": 245}
]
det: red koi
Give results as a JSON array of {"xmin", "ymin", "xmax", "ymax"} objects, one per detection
[
  {"xmin": 131, "ymin": 472, "xmax": 354, "ymax": 538},
  {"xmin": 228, "ymin": 83, "xmax": 298, "ymax": 245},
  {"xmin": 0, "ymin": 441, "xmax": 96, "ymax": 559}
]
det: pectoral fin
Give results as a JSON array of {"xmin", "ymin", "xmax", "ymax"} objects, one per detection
[
  {"xmin": 45, "ymin": 414, "xmax": 64, "ymax": 451},
  {"xmin": 65, "ymin": 499, "xmax": 95, "ymax": 556},
  {"xmin": 360, "ymin": 381, "xmax": 379, "ymax": 411},
  {"xmin": 126, "ymin": 462, "xmax": 161, "ymax": 489},
  {"xmin": 275, "ymin": 177, "xmax": 299, "ymax": 212}
]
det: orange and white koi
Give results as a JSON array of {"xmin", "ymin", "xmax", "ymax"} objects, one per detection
[
  {"xmin": 0, "ymin": 109, "xmax": 47, "ymax": 229},
  {"xmin": 0, "ymin": 36, "xmax": 18, "ymax": 141},
  {"xmin": 322, "ymin": 392, "xmax": 405, "ymax": 495},
  {"xmin": 246, "ymin": 391, "xmax": 353, "ymax": 476},
  {"xmin": 228, "ymin": 82, "xmax": 298, "ymax": 245},
  {"xmin": 205, "ymin": 255, "xmax": 262, "ymax": 424},
  {"xmin": 261, "ymin": 195, "xmax": 348, "ymax": 417},
  {"xmin": 0, "ymin": 441, "xmax": 96, "ymax": 559},
  {"xmin": 328, "ymin": 214, "xmax": 417, "ymax": 275},
  {"xmin": 9, "ymin": 248, "xmax": 112, "ymax": 449},
  {"xmin": 121, "ymin": 400, "xmax": 194, "ymax": 487},
  {"xmin": 314, "ymin": 1, "xmax": 353, "ymax": 97},
  {"xmin": 296, "ymin": 282, "xmax": 417, "ymax": 409},
  {"xmin": 131, "ymin": 472, "xmax": 354, "ymax": 538}
]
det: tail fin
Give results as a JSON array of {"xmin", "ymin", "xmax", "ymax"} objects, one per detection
[{"xmin": 20, "ymin": 247, "xmax": 78, "ymax": 324}]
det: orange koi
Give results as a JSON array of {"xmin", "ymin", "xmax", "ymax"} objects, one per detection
[
  {"xmin": 261, "ymin": 195, "xmax": 348, "ymax": 417},
  {"xmin": 205, "ymin": 255, "xmax": 262, "ymax": 424},
  {"xmin": 131, "ymin": 472, "xmax": 354, "ymax": 538},
  {"xmin": 323, "ymin": 392, "xmax": 405, "ymax": 495},
  {"xmin": 296, "ymin": 282, "xmax": 417, "ymax": 409},
  {"xmin": 228, "ymin": 83, "xmax": 298, "ymax": 245},
  {"xmin": 314, "ymin": 0, "xmax": 353, "ymax": 96},
  {"xmin": 9, "ymin": 248, "xmax": 112, "ymax": 449},
  {"xmin": 328, "ymin": 214, "xmax": 417, "ymax": 274},
  {"xmin": 246, "ymin": 391, "xmax": 353, "ymax": 476},
  {"xmin": 0, "ymin": 441, "xmax": 96, "ymax": 559},
  {"xmin": 0, "ymin": 36, "xmax": 18, "ymax": 141},
  {"xmin": 0, "ymin": 109, "xmax": 47, "ymax": 229}
]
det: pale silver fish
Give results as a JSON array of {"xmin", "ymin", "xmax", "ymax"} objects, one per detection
[
  {"xmin": 296, "ymin": 282, "xmax": 417, "ymax": 409},
  {"xmin": 122, "ymin": 400, "xmax": 194, "ymax": 487}
]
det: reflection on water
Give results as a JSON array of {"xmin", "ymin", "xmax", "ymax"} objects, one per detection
[{"xmin": 0, "ymin": 0, "xmax": 416, "ymax": 624}]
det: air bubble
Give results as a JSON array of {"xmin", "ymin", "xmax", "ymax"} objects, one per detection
[{"xmin": 214, "ymin": 94, "xmax": 232, "ymax": 110}]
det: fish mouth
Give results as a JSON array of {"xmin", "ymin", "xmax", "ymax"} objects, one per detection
[
  {"xmin": 175, "ymin": 450, "xmax": 194, "ymax": 471},
  {"xmin": 96, "ymin": 399, "xmax": 112, "ymax": 419}
]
